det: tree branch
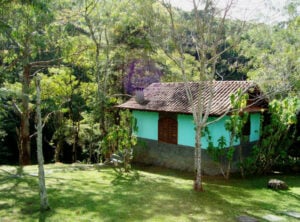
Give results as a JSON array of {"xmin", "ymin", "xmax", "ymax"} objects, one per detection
[
  {"xmin": 30, "ymin": 58, "xmax": 63, "ymax": 68},
  {"xmin": 12, "ymin": 100, "xmax": 22, "ymax": 116}
]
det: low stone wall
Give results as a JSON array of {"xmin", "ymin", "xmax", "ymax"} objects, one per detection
[{"xmin": 133, "ymin": 138, "xmax": 255, "ymax": 175}]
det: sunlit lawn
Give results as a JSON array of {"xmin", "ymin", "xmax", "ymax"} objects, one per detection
[{"xmin": 0, "ymin": 163, "xmax": 299, "ymax": 222}]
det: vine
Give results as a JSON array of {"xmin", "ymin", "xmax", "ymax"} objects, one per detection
[
  {"xmin": 103, "ymin": 110, "xmax": 137, "ymax": 172},
  {"xmin": 207, "ymin": 89, "xmax": 249, "ymax": 179},
  {"xmin": 244, "ymin": 97, "xmax": 299, "ymax": 174}
]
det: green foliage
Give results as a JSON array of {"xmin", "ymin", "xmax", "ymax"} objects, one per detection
[
  {"xmin": 113, "ymin": 18, "xmax": 152, "ymax": 50},
  {"xmin": 225, "ymin": 91, "xmax": 249, "ymax": 144},
  {"xmin": 78, "ymin": 112, "xmax": 102, "ymax": 163},
  {"xmin": 240, "ymin": 17, "xmax": 300, "ymax": 99},
  {"xmin": 102, "ymin": 110, "xmax": 137, "ymax": 172},
  {"xmin": 244, "ymin": 97, "xmax": 299, "ymax": 174},
  {"xmin": 0, "ymin": 108, "xmax": 9, "ymax": 162},
  {"xmin": 207, "ymin": 89, "xmax": 249, "ymax": 178},
  {"xmin": 207, "ymin": 135, "xmax": 227, "ymax": 161},
  {"xmin": 41, "ymin": 67, "xmax": 79, "ymax": 108},
  {"xmin": 0, "ymin": 0, "xmax": 298, "ymax": 169},
  {"xmin": 0, "ymin": 0, "xmax": 59, "ymax": 63},
  {"xmin": 0, "ymin": 89, "xmax": 19, "ymax": 164}
]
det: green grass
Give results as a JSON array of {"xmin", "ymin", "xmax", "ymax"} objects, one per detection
[{"xmin": 0, "ymin": 164, "xmax": 299, "ymax": 222}]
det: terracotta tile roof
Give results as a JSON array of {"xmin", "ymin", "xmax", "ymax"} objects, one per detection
[{"xmin": 117, "ymin": 81, "xmax": 265, "ymax": 116}]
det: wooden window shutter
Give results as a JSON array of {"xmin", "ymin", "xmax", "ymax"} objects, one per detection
[{"xmin": 158, "ymin": 117, "xmax": 178, "ymax": 144}]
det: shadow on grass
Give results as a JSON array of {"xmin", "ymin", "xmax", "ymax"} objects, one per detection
[
  {"xmin": 133, "ymin": 163, "xmax": 194, "ymax": 180},
  {"xmin": 0, "ymin": 166, "xmax": 42, "ymax": 220},
  {"xmin": 39, "ymin": 169, "xmax": 256, "ymax": 221},
  {"xmin": 40, "ymin": 169, "xmax": 298, "ymax": 221},
  {"xmin": 1, "ymin": 165, "xmax": 299, "ymax": 222}
]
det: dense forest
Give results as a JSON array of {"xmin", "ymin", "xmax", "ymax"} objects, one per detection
[{"xmin": 0, "ymin": 0, "xmax": 299, "ymax": 174}]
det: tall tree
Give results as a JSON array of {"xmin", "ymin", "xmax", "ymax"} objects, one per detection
[
  {"xmin": 81, "ymin": 0, "xmax": 111, "ymax": 141},
  {"xmin": 35, "ymin": 74, "xmax": 50, "ymax": 211},
  {"xmin": 40, "ymin": 67, "xmax": 81, "ymax": 162},
  {"xmin": 69, "ymin": 0, "xmax": 160, "ymax": 161},
  {"xmin": 161, "ymin": 0, "xmax": 244, "ymax": 191},
  {"xmin": 0, "ymin": 0, "xmax": 62, "ymax": 165},
  {"xmin": 240, "ymin": 6, "xmax": 300, "ymax": 99}
]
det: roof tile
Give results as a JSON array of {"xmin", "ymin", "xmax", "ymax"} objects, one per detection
[{"xmin": 117, "ymin": 81, "xmax": 264, "ymax": 115}]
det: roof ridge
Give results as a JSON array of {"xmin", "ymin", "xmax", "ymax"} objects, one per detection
[{"xmin": 151, "ymin": 80, "xmax": 252, "ymax": 84}]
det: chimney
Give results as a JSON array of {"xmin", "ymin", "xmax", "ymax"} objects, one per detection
[{"xmin": 135, "ymin": 88, "xmax": 145, "ymax": 104}]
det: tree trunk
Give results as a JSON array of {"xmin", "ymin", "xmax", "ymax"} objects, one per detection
[
  {"xmin": 54, "ymin": 112, "xmax": 64, "ymax": 163},
  {"xmin": 194, "ymin": 124, "xmax": 203, "ymax": 191},
  {"xmin": 19, "ymin": 65, "xmax": 31, "ymax": 165},
  {"xmin": 89, "ymin": 143, "xmax": 92, "ymax": 164},
  {"xmin": 72, "ymin": 121, "xmax": 80, "ymax": 163},
  {"xmin": 54, "ymin": 140, "xmax": 63, "ymax": 163},
  {"xmin": 225, "ymin": 133, "xmax": 235, "ymax": 180},
  {"xmin": 36, "ymin": 76, "xmax": 50, "ymax": 211},
  {"xmin": 72, "ymin": 122, "xmax": 77, "ymax": 163},
  {"xmin": 85, "ymin": 10, "xmax": 109, "ymax": 161},
  {"xmin": 239, "ymin": 137, "xmax": 245, "ymax": 178},
  {"xmin": 225, "ymin": 161, "xmax": 231, "ymax": 180}
]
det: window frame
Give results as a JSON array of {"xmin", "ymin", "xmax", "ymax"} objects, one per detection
[{"xmin": 158, "ymin": 113, "xmax": 178, "ymax": 144}]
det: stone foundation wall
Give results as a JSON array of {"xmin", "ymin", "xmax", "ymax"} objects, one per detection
[{"xmin": 133, "ymin": 138, "xmax": 255, "ymax": 175}]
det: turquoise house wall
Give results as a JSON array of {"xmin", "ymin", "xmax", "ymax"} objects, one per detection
[
  {"xmin": 203, "ymin": 116, "xmax": 240, "ymax": 148},
  {"xmin": 133, "ymin": 111, "xmax": 261, "ymax": 148},
  {"xmin": 177, "ymin": 114, "xmax": 195, "ymax": 147},
  {"xmin": 132, "ymin": 110, "xmax": 158, "ymax": 140},
  {"xmin": 250, "ymin": 113, "xmax": 261, "ymax": 142},
  {"xmin": 178, "ymin": 115, "xmax": 236, "ymax": 148}
]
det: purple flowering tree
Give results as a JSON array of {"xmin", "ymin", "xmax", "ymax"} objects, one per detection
[{"xmin": 124, "ymin": 59, "xmax": 163, "ymax": 95}]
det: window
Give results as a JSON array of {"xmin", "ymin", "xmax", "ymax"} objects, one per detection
[{"xmin": 158, "ymin": 113, "xmax": 178, "ymax": 144}]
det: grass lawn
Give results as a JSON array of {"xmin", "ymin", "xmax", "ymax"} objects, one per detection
[{"xmin": 0, "ymin": 164, "xmax": 299, "ymax": 222}]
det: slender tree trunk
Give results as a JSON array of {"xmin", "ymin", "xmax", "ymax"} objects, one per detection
[
  {"xmin": 239, "ymin": 140, "xmax": 245, "ymax": 178},
  {"xmin": 225, "ymin": 160, "xmax": 231, "ymax": 180},
  {"xmin": 71, "ymin": 121, "xmax": 80, "ymax": 163},
  {"xmin": 194, "ymin": 124, "xmax": 203, "ymax": 191},
  {"xmin": 72, "ymin": 121, "xmax": 77, "ymax": 163},
  {"xmin": 36, "ymin": 76, "xmax": 50, "ymax": 211},
  {"xmin": 54, "ymin": 112, "xmax": 64, "ymax": 163},
  {"xmin": 226, "ymin": 133, "xmax": 235, "ymax": 180},
  {"xmin": 54, "ymin": 140, "xmax": 63, "ymax": 163},
  {"xmin": 20, "ymin": 65, "xmax": 31, "ymax": 165},
  {"xmin": 89, "ymin": 143, "xmax": 92, "ymax": 164}
]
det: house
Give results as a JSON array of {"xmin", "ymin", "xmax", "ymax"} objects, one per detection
[{"xmin": 117, "ymin": 81, "xmax": 267, "ymax": 175}]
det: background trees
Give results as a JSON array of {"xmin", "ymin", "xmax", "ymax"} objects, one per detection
[
  {"xmin": 0, "ymin": 0, "xmax": 155, "ymax": 165},
  {"xmin": 0, "ymin": 0, "xmax": 298, "ymax": 178},
  {"xmin": 240, "ymin": 19, "xmax": 300, "ymax": 99}
]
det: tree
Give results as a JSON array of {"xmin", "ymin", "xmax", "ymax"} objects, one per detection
[
  {"xmin": 224, "ymin": 90, "xmax": 249, "ymax": 178},
  {"xmin": 81, "ymin": 0, "xmax": 110, "ymax": 138},
  {"xmin": 66, "ymin": 0, "xmax": 118, "ymax": 160},
  {"xmin": 40, "ymin": 67, "xmax": 81, "ymax": 162},
  {"xmin": 104, "ymin": 110, "xmax": 137, "ymax": 172},
  {"xmin": 238, "ymin": 2, "xmax": 300, "ymax": 173},
  {"xmin": 244, "ymin": 98, "xmax": 299, "ymax": 174},
  {"xmin": 0, "ymin": 89, "xmax": 19, "ymax": 164},
  {"xmin": 70, "ymin": 0, "xmax": 161, "ymax": 162},
  {"xmin": 161, "ymin": 0, "xmax": 244, "ymax": 191},
  {"xmin": 240, "ymin": 13, "xmax": 300, "ymax": 99},
  {"xmin": 0, "ymin": 0, "xmax": 63, "ymax": 165},
  {"xmin": 207, "ymin": 89, "xmax": 249, "ymax": 179},
  {"xmin": 35, "ymin": 74, "xmax": 50, "ymax": 211}
]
